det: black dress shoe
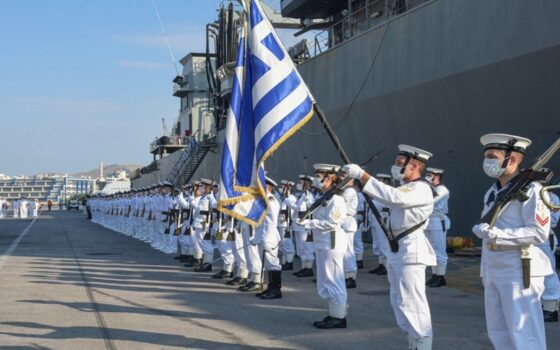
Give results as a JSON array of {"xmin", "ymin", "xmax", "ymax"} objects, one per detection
[
  {"xmin": 184, "ymin": 258, "xmax": 201, "ymax": 268},
  {"xmin": 369, "ymin": 264, "xmax": 383, "ymax": 274},
  {"xmin": 282, "ymin": 262, "xmax": 293, "ymax": 271},
  {"xmin": 260, "ymin": 289, "xmax": 282, "ymax": 299},
  {"xmin": 356, "ymin": 260, "xmax": 363, "ymax": 269},
  {"xmin": 226, "ymin": 277, "xmax": 247, "ymax": 286},
  {"xmin": 375, "ymin": 265, "xmax": 387, "ymax": 275},
  {"xmin": 296, "ymin": 268, "xmax": 314, "ymax": 278},
  {"xmin": 174, "ymin": 254, "xmax": 187, "ymax": 260},
  {"xmin": 194, "ymin": 263, "xmax": 212, "ymax": 272},
  {"xmin": 238, "ymin": 281, "xmax": 262, "ymax": 292},
  {"xmin": 212, "ymin": 270, "xmax": 233, "ymax": 279},
  {"xmin": 345, "ymin": 278, "xmax": 357, "ymax": 289},
  {"xmin": 314, "ymin": 317, "xmax": 347, "ymax": 329},
  {"xmin": 255, "ymin": 287, "xmax": 271, "ymax": 297},
  {"xmin": 313, "ymin": 316, "xmax": 331, "ymax": 327},
  {"xmin": 292, "ymin": 269, "xmax": 304, "ymax": 276},
  {"xmin": 543, "ymin": 310, "xmax": 558, "ymax": 322},
  {"xmin": 428, "ymin": 275, "xmax": 446, "ymax": 288},
  {"xmin": 180, "ymin": 255, "xmax": 194, "ymax": 263},
  {"xmin": 426, "ymin": 274, "xmax": 437, "ymax": 286}
]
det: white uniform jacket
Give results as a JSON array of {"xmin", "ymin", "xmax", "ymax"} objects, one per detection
[
  {"xmin": 362, "ymin": 177, "xmax": 436, "ymax": 266},
  {"xmin": 253, "ymin": 195, "xmax": 281, "ymax": 249},
  {"xmin": 426, "ymin": 184, "xmax": 450, "ymax": 231},
  {"xmin": 476, "ymin": 181, "xmax": 553, "ymax": 279},
  {"xmin": 307, "ymin": 194, "xmax": 347, "ymax": 252}
]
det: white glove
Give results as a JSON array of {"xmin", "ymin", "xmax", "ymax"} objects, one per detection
[
  {"xmin": 298, "ymin": 219, "xmax": 311, "ymax": 229},
  {"xmin": 342, "ymin": 164, "xmax": 365, "ymax": 179},
  {"xmin": 472, "ymin": 223, "xmax": 490, "ymax": 239}
]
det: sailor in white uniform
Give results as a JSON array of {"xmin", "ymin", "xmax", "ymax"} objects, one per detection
[
  {"xmin": 344, "ymin": 145, "xmax": 437, "ymax": 350},
  {"xmin": 472, "ymin": 133, "xmax": 552, "ymax": 350},
  {"xmin": 300, "ymin": 163, "xmax": 348, "ymax": 329},
  {"xmin": 289, "ymin": 175, "xmax": 315, "ymax": 278},
  {"xmin": 251, "ymin": 176, "xmax": 283, "ymax": 299},
  {"xmin": 278, "ymin": 180, "xmax": 297, "ymax": 270},
  {"xmin": 192, "ymin": 178, "xmax": 217, "ymax": 272},
  {"xmin": 539, "ymin": 186, "xmax": 560, "ymax": 322},
  {"xmin": 424, "ymin": 168, "xmax": 451, "ymax": 288}
]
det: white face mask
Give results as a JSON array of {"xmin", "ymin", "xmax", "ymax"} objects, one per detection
[
  {"xmin": 296, "ymin": 183, "xmax": 303, "ymax": 191},
  {"xmin": 483, "ymin": 158, "xmax": 506, "ymax": 178},
  {"xmin": 312, "ymin": 176, "xmax": 324, "ymax": 189},
  {"xmin": 391, "ymin": 165, "xmax": 404, "ymax": 182},
  {"xmin": 424, "ymin": 175, "xmax": 433, "ymax": 183}
]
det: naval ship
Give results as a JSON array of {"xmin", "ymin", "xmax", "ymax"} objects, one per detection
[{"xmin": 131, "ymin": 0, "xmax": 560, "ymax": 237}]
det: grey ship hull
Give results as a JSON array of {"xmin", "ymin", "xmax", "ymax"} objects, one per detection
[{"xmin": 196, "ymin": 0, "xmax": 560, "ymax": 236}]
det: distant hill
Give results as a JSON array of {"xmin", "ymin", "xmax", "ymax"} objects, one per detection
[{"xmin": 72, "ymin": 164, "xmax": 142, "ymax": 178}]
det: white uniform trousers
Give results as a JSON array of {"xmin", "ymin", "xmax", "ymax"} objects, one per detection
[
  {"xmin": 215, "ymin": 233, "xmax": 234, "ymax": 269},
  {"xmin": 315, "ymin": 249, "xmax": 347, "ymax": 317},
  {"xmin": 354, "ymin": 224, "xmax": 364, "ymax": 257},
  {"xmin": 232, "ymin": 230, "xmax": 248, "ymax": 273},
  {"xmin": 263, "ymin": 244, "xmax": 281, "ymax": 271},
  {"xmin": 387, "ymin": 263, "xmax": 433, "ymax": 339},
  {"xmin": 279, "ymin": 228, "xmax": 295, "ymax": 255},
  {"xmin": 178, "ymin": 225, "xmax": 193, "ymax": 255},
  {"xmin": 343, "ymin": 229, "xmax": 357, "ymax": 273},
  {"xmin": 294, "ymin": 229, "xmax": 315, "ymax": 265},
  {"xmin": 425, "ymin": 228, "xmax": 448, "ymax": 266},
  {"xmin": 194, "ymin": 228, "xmax": 213, "ymax": 256},
  {"xmin": 483, "ymin": 276, "xmax": 546, "ymax": 350},
  {"xmin": 241, "ymin": 226, "xmax": 262, "ymax": 274}
]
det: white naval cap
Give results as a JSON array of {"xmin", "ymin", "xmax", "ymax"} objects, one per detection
[
  {"xmin": 376, "ymin": 173, "xmax": 392, "ymax": 179},
  {"xmin": 426, "ymin": 167, "xmax": 444, "ymax": 174},
  {"xmin": 398, "ymin": 144, "xmax": 433, "ymax": 163},
  {"xmin": 265, "ymin": 176, "xmax": 278, "ymax": 187},
  {"xmin": 200, "ymin": 178, "xmax": 213, "ymax": 186},
  {"xmin": 162, "ymin": 181, "xmax": 173, "ymax": 187},
  {"xmin": 298, "ymin": 174, "xmax": 313, "ymax": 181},
  {"xmin": 313, "ymin": 163, "xmax": 341, "ymax": 173},
  {"xmin": 480, "ymin": 133, "xmax": 532, "ymax": 154}
]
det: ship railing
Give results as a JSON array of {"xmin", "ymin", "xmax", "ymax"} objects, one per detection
[
  {"xmin": 166, "ymin": 136, "xmax": 199, "ymax": 184},
  {"xmin": 308, "ymin": 0, "xmax": 433, "ymax": 59}
]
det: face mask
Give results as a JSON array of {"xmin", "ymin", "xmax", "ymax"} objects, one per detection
[
  {"xmin": 483, "ymin": 158, "xmax": 506, "ymax": 178},
  {"xmin": 296, "ymin": 183, "xmax": 303, "ymax": 191},
  {"xmin": 312, "ymin": 176, "xmax": 323, "ymax": 189},
  {"xmin": 391, "ymin": 165, "xmax": 404, "ymax": 182},
  {"xmin": 424, "ymin": 175, "xmax": 433, "ymax": 183}
]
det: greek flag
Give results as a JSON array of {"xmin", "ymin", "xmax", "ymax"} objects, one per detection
[{"xmin": 217, "ymin": 0, "xmax": 315, "ymax": 225}]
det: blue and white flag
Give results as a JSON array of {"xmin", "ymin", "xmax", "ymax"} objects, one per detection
[{"xmin": 218, "ymin": 0, "xmax": 315, "ymax": 225}]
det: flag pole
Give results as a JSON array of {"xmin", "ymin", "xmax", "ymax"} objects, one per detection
[{"xmin": 312, "ymin": 104, "xmax": 398, "ymax": 252}]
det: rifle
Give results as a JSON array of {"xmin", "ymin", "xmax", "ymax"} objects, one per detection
[
  {"xmin": 478, "ymin": 137, "xmax": 559, "ymax": 290},
  {"xmin": 174, "ymin": 208, "xmax": 183, "ymax": 235},
  {"xmin": 164, "ymin": 208, "xmax": 178, "ymax": 235},
  {"xmin": 299, "ymin": 147, "xmax": 385, "ymax": 222},
  {"xmin": 540, "ymin": 183, "xmax": 560, "ymax": 210},
  {"xmin": 478, "ymin": 137, "xmax": 560, "ymax": 226}
]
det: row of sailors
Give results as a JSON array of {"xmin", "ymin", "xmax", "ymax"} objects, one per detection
[
  {"xmin": 88, "ymin": 168, "xmax": 451, "ymax": 334},
  {"xmin": 0, "ymin": 198, "xmax": 40, "ymax": 218},
  {"xmin": 89, "ymin": 134, "xmax": 559, "ymax": 350}
]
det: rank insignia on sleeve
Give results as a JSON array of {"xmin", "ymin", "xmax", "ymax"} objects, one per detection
[{"xmin": 535, "ymin": 202, "xmax": 550, "ymax": 226}]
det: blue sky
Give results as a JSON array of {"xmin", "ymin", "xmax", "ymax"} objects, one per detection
[{"xmin": 0, "ymin": 0, "xmax": 232, "ymax": 175}]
